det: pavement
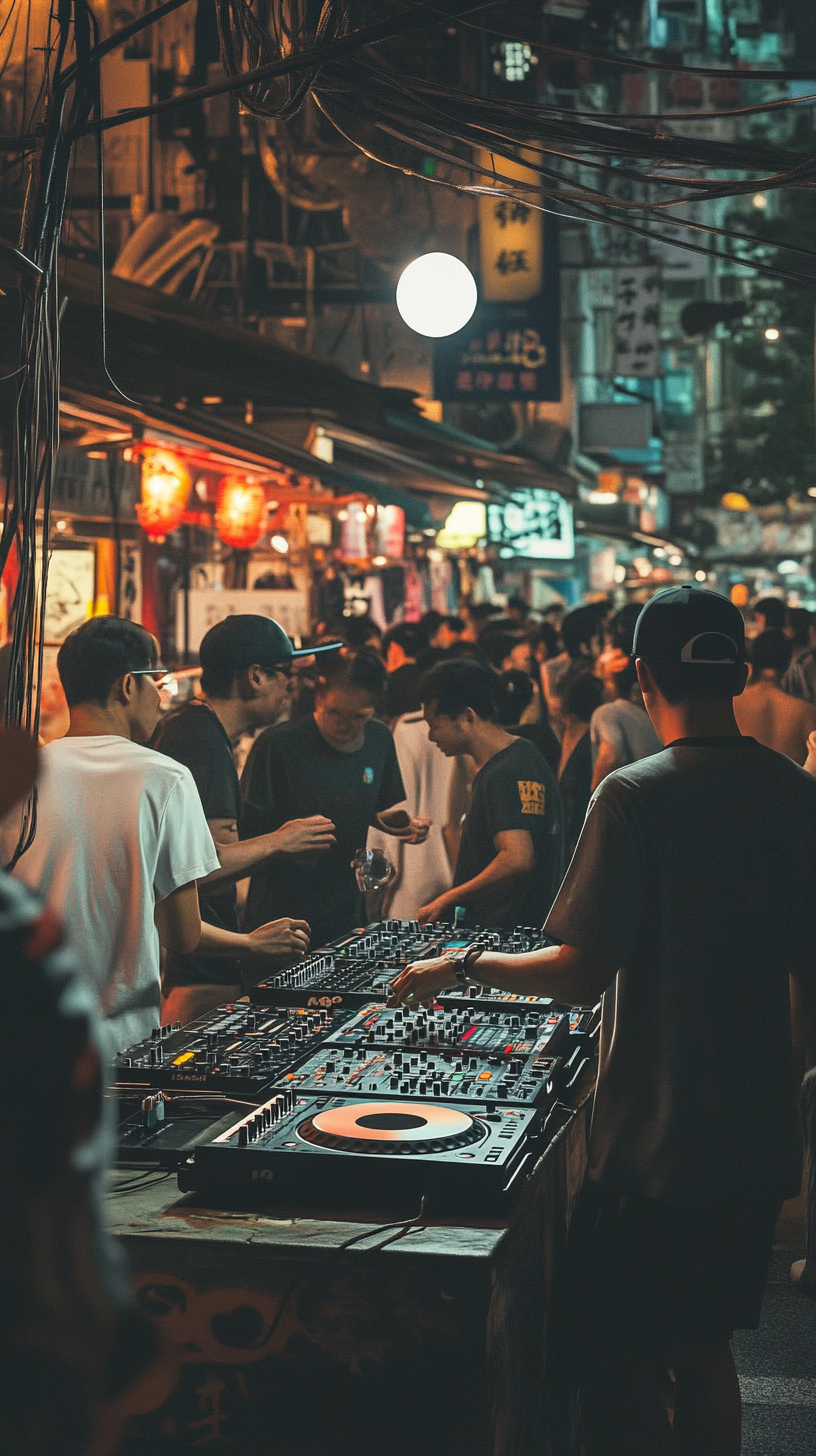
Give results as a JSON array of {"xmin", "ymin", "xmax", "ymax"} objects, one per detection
[{"xmin": 734, "ymin": 1194, "xmax": 816, "ymax": 1454}]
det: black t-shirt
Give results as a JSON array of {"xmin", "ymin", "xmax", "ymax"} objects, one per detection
[
  {"xmin": 151, "ymin": 701, "xmax": 241, "ymax": 987},
  {"xmin": 508, "ymin": 721, "xmax": 561, "ymax": 778},
  {"xmin": 240, "ymin": 716, "xmax": 405, "ymax": 950},
  {"xmin": 546, "ymin": 738, "xmax": 816, "ymax": 1207},
  {"xmin": 455, "ymin": 736, "xmax": 563, "ymax": 928},
  {"xmin": 559, "ymin": 729, "xmax": 593, "ymax": 862}
]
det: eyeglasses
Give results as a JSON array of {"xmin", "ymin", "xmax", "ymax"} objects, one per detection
[{"xmin": 129, "ymin": 667, "xmax": 171, "ymax": 686}]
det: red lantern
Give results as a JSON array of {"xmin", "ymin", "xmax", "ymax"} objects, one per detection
[
  {"xmin": 136, "ymin": 449, "xmax": 191, "ymax": 541},
  {"xmin": 215, "ymin": 475, "xmax": 268, "ymax": 549}
]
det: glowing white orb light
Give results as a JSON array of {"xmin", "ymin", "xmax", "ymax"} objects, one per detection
[{"xmin": 396, "ymin": 252, "xmax": 478, "ymax": 337}]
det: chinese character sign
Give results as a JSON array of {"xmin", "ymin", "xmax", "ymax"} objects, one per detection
[
  {"xmin": 434, "ymin": 221, "xmax": 560, "ymax": 402},
  {"xmin": 614, "ymin": 266, "xmax": 661, "ymax": 378},
  {"xmin": 478, "ymin": 150, "xmax": 543, "ymax": 303}
]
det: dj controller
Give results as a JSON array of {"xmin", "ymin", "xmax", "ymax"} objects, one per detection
[
  {"xmin": 178, "ymin": 1090, "xmax": 545, "ymax": 1212},
  {"xmin": 322, "ymin": 1001, "xmax": 570, "ymax": 1057},
  {"xmin": 278, "ymin": 1042, "xmax": 563, "ymax": 1108},
  {"xmin": 116, "ymin": 922, "xmax": 599, "ymax": 1206},
  {"xmin": 112, "ymin": 1003, "xmax": 349, "ymax": 1099},
  {"xmin": 252, "ymin": 920, "xmax": 561, "ymax": 1012}
]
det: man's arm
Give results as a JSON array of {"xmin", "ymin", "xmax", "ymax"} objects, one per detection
[
  {"xmin": 155, "ymin": 880, "xmax": 310, "ymax": 964},
  {"xmin": 418, "ymin": 829, "xmax": 534, "ymax": 924},
  {"xmin": 154, "ymin": 882, "xmax": 201, "ymax": 956},
  {"xmin": 200, "ymin": 815, "xmax": 337, "ymax": 887},
  {"xmin": 390, "ymin": 941, "xmax": 617, "ymax": 1008},
  {"xmin": 196, "ymin": 916, "xmax": 311, "ymax": 963}
]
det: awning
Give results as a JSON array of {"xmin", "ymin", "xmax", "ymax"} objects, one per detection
[{"xmin": 59, "ymin": 390, "xmax": 434, "ymax": 531}]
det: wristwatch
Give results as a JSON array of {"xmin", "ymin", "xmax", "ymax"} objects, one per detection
[{"xmin": 443, "ymin": 944, "xmax": 484, "ymax": 986}]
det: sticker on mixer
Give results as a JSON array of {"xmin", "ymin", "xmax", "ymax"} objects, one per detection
[{"xmin": 518, "ymin": 780, "xmax": 545, "ymax": 815}]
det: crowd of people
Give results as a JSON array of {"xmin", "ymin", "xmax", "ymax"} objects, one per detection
[{"xmin": 3, "ymin": 583, "xmax": 816, "ymax": 1454}]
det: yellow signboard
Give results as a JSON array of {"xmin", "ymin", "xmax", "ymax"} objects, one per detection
[{"xmin": 478, "ymin": 150, "xmax": 543, "ymax": 303}]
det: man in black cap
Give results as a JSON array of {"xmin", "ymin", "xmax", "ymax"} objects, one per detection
[
  {"xmin": 153, "ymin": 616, "xmax": 340, "ymax": 1022},
  {"xmin": 390, "ymin": 585, "xmax": 816, "ymax": 1456}
]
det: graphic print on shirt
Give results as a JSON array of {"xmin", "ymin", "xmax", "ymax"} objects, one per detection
[
  {"xmin": 518, "ymin": 779, "xmax": 546, "ymax": 815},
  {"xmin": 363, "ymin": 767, "xmax": 374, "ymax": 785}
]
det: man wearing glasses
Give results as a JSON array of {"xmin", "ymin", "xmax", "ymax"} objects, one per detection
[
  {"xmin": 0, "ymin": 616, "xmax": 320, "ymax": 1049},
  {"xmin": 153, "ymin": 615, "xmax": 340, "ymax": 1022}
]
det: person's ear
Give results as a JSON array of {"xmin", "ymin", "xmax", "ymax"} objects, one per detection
[
  {"xmin": 117, "ymin": 672, "xmax": 136, "ymax": 707},
  {"xmin": 246, "ymin": 663, "xmax": 265, "ymax": 693},
  {"xmin": 635, "ymin": 658, "xmax": 653, "ymax": 697}
]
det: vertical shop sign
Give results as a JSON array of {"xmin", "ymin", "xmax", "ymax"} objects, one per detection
[
  {"xmin": 434, "ymin": 223, "xmax": 560, "ymax": 401},
  {"xmin": 478, "ymin": 150, "xmax": 543, "ymax": 303},
  {"xmin": 614, "ymin": 266, "xmax": 661, "ymax": 378}
]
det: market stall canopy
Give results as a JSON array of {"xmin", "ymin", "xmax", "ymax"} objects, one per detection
[
  {"xmin": 58, "ymin": 389, "xmax": 435, "ymax": 531},
  {"xmin": 46, "ymin": 257, "xmax": 414, "ymax": 433}
]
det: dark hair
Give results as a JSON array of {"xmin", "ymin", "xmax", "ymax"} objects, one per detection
[
  {"xmin": 507, "ymin": 595, "xmax": 529, "ymax": 618},
  {"xmin": 787, "ymin": 607, "xmax": 812, "ymax": 650},
  {"xmin": 421, "ymin": 660, "xmax": 499, "ymax": 722},
  {"xmin": 315, "ymin": 648, "xmax": 386, "ymax": 703},
  {"xmin": 415, "ymin": 646, "xmax": 449, "ymax": 673},
  {"xmin": 341, "ymin": 615, "xmax": 382, "ymax": 650},
  {"xmin": 419, "ymin": 610, "xmax": 444, "ymax": 637},
  {"xmin": 610, "ymin": 603, "xmax": 642, "ymax": 658},
  {"xmin": 480, "ymin": 630, "xmax": 523, "ymax": 671},
  {"xmin": 447, "ymin": 615, "xmax": 465, "ymax": 634},
  {"xmin": 495, "ymin": 670, "xmax": 534, "ymax": 725},
  {"xmin": 529, "ymin": 621, "xmax": 560, "ymax": 660},
  {"xmin": 446, "ymin": 639, "xmax": 488, "ymax": 666},
  {"xmin": 642, "ymin": 656, "xmax": 747, "ymax": 704},
  {"xmin": 754, "ymin": 596, "xmax": 786, "ymax": 631},
  {"xmin": 561, "ymin": 605, "xmax": 602, "ymax": 660},
  {"xmin": 57, "ymin": 616, "xmax": 157, "ymax": 708},
  {"xmin": 750, "ymin": 629, "xmax": 792, "ymax": 679},
  {"xmin": 563, "ymin": 670, "xmax": 604, "ymax": 723},
  {"xmin": 468, "ymin": 602, "xmax": 499, "ymax": 629},
  {"xmin": 382, "ymin": 623, "xmax": 429, "ymax": 659},
  {"xmin": 611, "ymin": 660, "xmax": 640, "ymax": 700}
]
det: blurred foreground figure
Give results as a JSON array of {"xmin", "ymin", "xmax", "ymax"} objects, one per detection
[{"xmin": 0, "ymin": 729, "xmax": 162, "ymax": 1456}]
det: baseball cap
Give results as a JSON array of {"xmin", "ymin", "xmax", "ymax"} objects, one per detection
[
  {"xmin": 199, "ymin": 615, "xmax": 341, "ymax": 677},
  {"xmin": 633, "ymin": 585, "xmax": 746, "ymax": 667}
]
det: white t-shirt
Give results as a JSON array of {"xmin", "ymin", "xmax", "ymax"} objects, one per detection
[
  {"xmin": 1, "ymin": 735, "xmax": 219, "ymax": 1051},
  {"xmin": 590, "ymin": 698, "xmax": 661, "ymax": 769},
  {"xmin": 367, "ymin": 712, "xmax": 454, "ymax": 919}
]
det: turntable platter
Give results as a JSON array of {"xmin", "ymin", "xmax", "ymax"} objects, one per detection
[{"xmin": 300, "ymin": 1100, "xmax": 486, "ymax": 1155}]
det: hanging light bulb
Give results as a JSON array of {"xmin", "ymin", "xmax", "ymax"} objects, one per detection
[
  {"xmin": 396, "ymin": 253, "xmax": 478, "ymax": 337},
  {"xmin": 136, "ymin": 449, "xmax": 191, "ymax": 541},
  {"xmin": 215, "ymin": 475, "xmax": 268, "ymax": 549}
]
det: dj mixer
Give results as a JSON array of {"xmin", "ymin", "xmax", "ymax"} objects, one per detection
[
  {"xmin": 113, "ymin": 1003, "xmax": 350, "ymax": 1099},
  {"xmin": 277, "ymin": 1042, "xmax": 563, "ymax": 1108},
  {"xmin": 251, "ymin": 920, "xmax": 560, "ymax": 1012},
  {"xmin": 178, "ymin": 1089, "xmax": 546, "ymax": 1212},
  {"xmin": 322, "ymin": 1001, "xmax": 569, "ymax": 1058}
]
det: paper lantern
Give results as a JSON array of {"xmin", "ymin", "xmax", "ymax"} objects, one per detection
[
  {"xmin": 215, "ymin": 475, "xmax": 268, "ymax": 549},
  {"xmin": 136, "ymin": 449, "xmax": 191, "ymax": 541}
]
